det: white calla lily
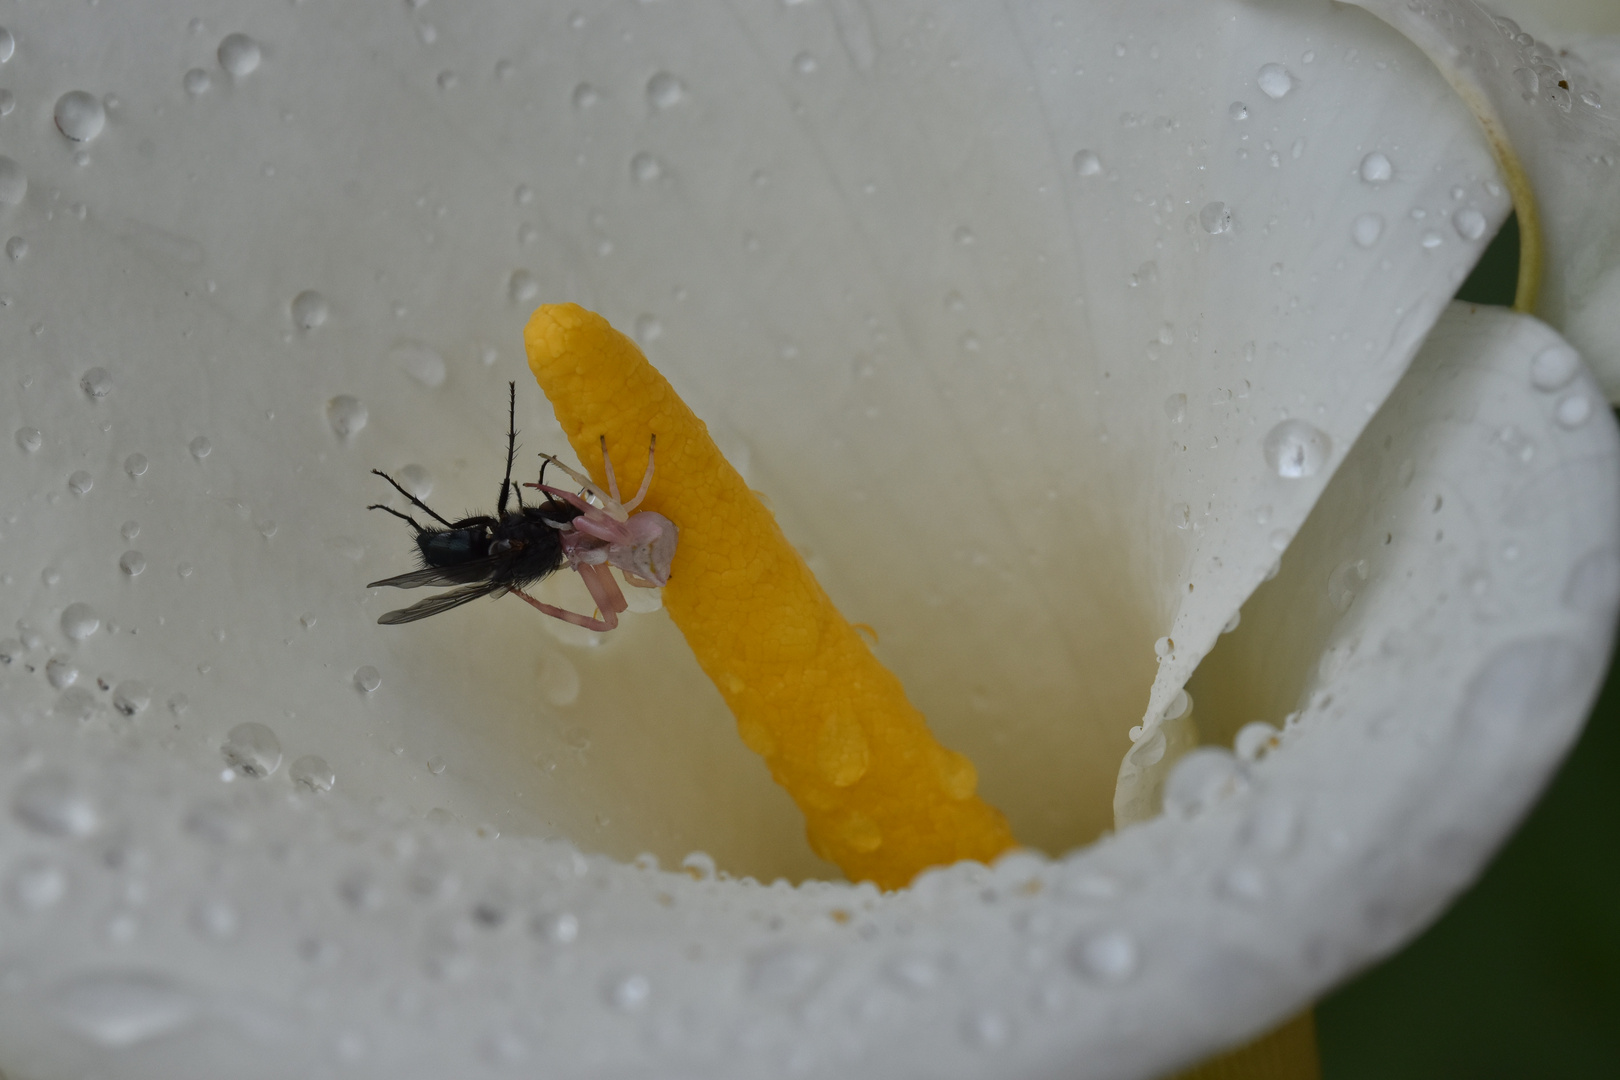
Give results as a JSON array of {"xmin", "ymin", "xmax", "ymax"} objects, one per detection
[{"xmin": 0, "ymin": 2, "xmax": 1614, "ymax": 1078}]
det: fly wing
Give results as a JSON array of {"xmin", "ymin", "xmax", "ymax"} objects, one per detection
[
  {"xmin": 367, "ymin": 559, "xmax": 500, "ymax": 590},
  {"xmin": 376, "ymin": 582, "xmax": 507, "ymax": 624}
]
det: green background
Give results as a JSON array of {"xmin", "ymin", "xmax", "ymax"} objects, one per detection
[{"xmin": 1317, "ymin": 216, "xmax": 1620, "ymax": 1077}]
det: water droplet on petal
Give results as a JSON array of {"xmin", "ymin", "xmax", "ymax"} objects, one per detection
[
  {"xmin": 54, "ymin": 91, "xmax": 106, "ymax": 143},
  {"xmin": 793, "ymin": 52, "xmax": 817, "ymax": 75},
  {"xmin": 1327, "ymin": 558, "xmax": 1368, "ymax": 612},
  {"xmin": 290, "ymin": 755, "xmax": 335, "ymax": 792},
  {"xmin": 0, "ymin": 28, "xmax": 14, "ymax": 64},
  {"xmin": 1352, "ymin": 213, "xmax": 1384, "ymax": 248},
  {"xmin": 1163, "ymin": 747, "xmax": 1249, "ymax": 818},
  {"xmin": 646, "ymin": 71, "xmax": 684, "ymax": 109},
  {"xmin": 222, "ymin": 721, "xmax": 282, "ymax": 777},
  {"xmin": 124, "ymin": 453, "xmax": 148, "ymax": 477},
  {"xmin": 45, "ymin": 656, "xmax": 78, "ymax": 689},
  {"xmin": 1513, "ymin": 67, "xmax": 1539, "ymax": 95},
  {"xmin": 1580, "ymin": 90, "xmax": 1601, "ymax": 109},
  {"xmin": 61, "ymin": 602, "xmax": 99, "ymax": 642},
  {"xmin": 189, "ymin": 435, "xmax": 212, "ymax": 460},
  {"xmin": 393, "ymin": 341, "xmax": 447, "ymax": 388},
  {"xmin": 571, "ymin": 82, "xmax": 600, "ymax": 109},
  {"xmin": 68, "ymin": 470, "xmax": 93, "ymax": 496},
  {"xmin": 1420, "ymin": 230, "xmax": 1444, "ymax": 249},
  {"xmin": 113, "ymin": 680, "xmax": 151, "ymax": 716},
  {"xmin": 1072, "ymin": 149, "xmax": 1102, "ymax": 177},
  {"xmin": 5, "ymin": 235, "xmax": 25, "ymax": 261},
  {"xmin": 13, "ymin": 771, "xmax": 100, "ymax": 836},
  {"xmin": 1358, "ymin": 152, "xmax": 1392, "ymax": 184},
  {"xmin": 1530, "ymin": 344, "xmax": 1579, "ymax": 391},
  {"xmin": 119, "ymin": 551, "xmax": 145, "ymax": 576},
  {"xmin": 1153, "ymin": 636, "xmax": 1173, "ymax": 659},
  {"xmin": 1453, "ymin": 207, "xmax": 1487, "ymax": 241},
  {"xmin": 217, "ymin": 33, "xmax": 262, "ymax": 77},
  {"xmin": 1256, "ymin": 63, "xmax": 1293, "ymax": 99},
  {"xmin": 183, "ymin": 68, "xmax": 212, "ymax": 96},
  {"xmin": 1262, "ymin": 419, "xmax": 1331, "ymax": 479},
  {"xmin": 52, "ymin": 972, "xmax": 196, "ymax": 1048},
  {"xmin": 354, "ymin": 665, "xmax": 381, "ymax": 693},
  {"xmin": 630, "ymin": 151, "xmax": 663, "ymax": 184},
  {"xmin": 16, "ymin": 426, "xmax": 42, "ymax": 453},
  {"xmin": 0, "ymin": 155, "xmax": 28, "ymax": 205},
  {"xmin": 1234, "ymin": 721, "xmax": 1282, "ymax": 762},
  {"xmin": 1556, "ymin": 393, "xmax": 1592, "ymax": 429},
  {"xmin": 607, "ymin": 973, "xmax": 650, "ymax": 1011},
  {"xmin": 1163, "ymin": 393, "xmax": 1186, "ymax": 423},
  {"xmin": 1198, "ymin": 201, "xmax": 1232, "ymax": 235},
  {"xmin": 508, "ymin": 270, "xmax": 539, "ymax": 304},
  {"xmin": 327, "ymin": 395, "xmax": 368, "ymax": 438},
  {"xmin": 79, "ymin": 366, "xmax": 113, "ymax": 400},
  {"xmin": 1069, "ymin": 930, "xmax": 1138, "ymax": 984},
  {"xmin": 7, "ymin": 856, "xmax": 68, "ymax": 912},
  {"xmin": 1228, "ymin": 101, "xmax": 1249, "ymax": 121},
  {"xmin": 291, "ymin": 289, "xmax": 329, "ymax": 330}
]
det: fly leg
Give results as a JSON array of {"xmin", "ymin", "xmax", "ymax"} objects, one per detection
[
  {"xmin": 371, "ymin": 468, "xmax": 457, "ymax": 528},
  {"xmin": 366, "ymin": 502, "xmax": 428, "ymax": 532}
]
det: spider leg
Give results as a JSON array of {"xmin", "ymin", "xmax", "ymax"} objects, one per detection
[
  {"xmin": 533, "ymin": 453, "xmax": 628, "ymax": 522},
  {"xmin": 599, "ymin": 435, "xmax": 622, "ymax": 504},
  {"xmin": 371, "ymin": 469, "xmax": 457, "ymax": 528},
  {"xmin": 621, "ymin": 434, "xmax": 657, "ymax": 513},
  {"xmin": 509, "ymin": 585, "xmax": 620, "ymax": 632},
  {"xmin": 367, "ymin": 503, "xmax": 427, "ymax": 532}
]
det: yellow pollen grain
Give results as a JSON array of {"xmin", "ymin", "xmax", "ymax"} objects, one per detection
[{"xmin": 525, "ymin": 303, "xmax": 1017, "ymax": 890}]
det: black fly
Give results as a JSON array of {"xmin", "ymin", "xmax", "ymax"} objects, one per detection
[{"xmin": 367, "ymin": 383, "xmax": 678, "ymax": 630}]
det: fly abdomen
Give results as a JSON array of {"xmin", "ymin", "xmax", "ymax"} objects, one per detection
[{"xmin": 418, "ymin": 527, "xmax": 490, "ymax": 568}]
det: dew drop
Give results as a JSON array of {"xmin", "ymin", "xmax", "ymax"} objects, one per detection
[
  {"xmin": 961, "ymin": 1008, "xmax": 1013, "ymax": 1050},
  {"xmin": 393, "ymin": 341, "xmax": 447, "ymax": 388},
  {"xmin": 189, "ymin": 898, "xmax": 239, "ymax": 939},
  {"xmin": 5, "ymin": 235, "xmax": 25, "ymax": 261},
  {"xmin": 1153, "ymin": 636, "xmax": 1173, "ymax": 659},
  {"xmin": 1163, "ymin": 393, "xmax": 1186, "ymax": 423},
  {"xmin": 1530, "ymin": 344, "xmax": 1580, "ymax": 391},
  {"xmin": 1222, "ymin": 611, "xmax": 1242, "ymax": 634},
  {"xmin": 291, "ymin": 289, "xmax": 329, "ymax": 330},
  {"xmin": 0, "ymin": 28, "xmax": 13, "ymax": 64},
  {"xmin": 1453, "ymin": 207, "xmax": 1487, "ymax": 241},
  {"xmin": 54, "ymin": 91, "xmax": 106, "ymax": 143},
  {"xmin": 6, "ymin": 856, "xmax": 67, "ymax": 912},
  {"xmin": 1262, "ymin": 419, "xmax": 1331, "ymax": 479},
  {"xmin": 1358, "ymin": 152, "xmax": 1392, "ymax": 184},
  {"xmin": 0, "ymin": 90, "xmax": 10, "ymax": 116},
  {"xmin": 222, "ymin": 721, "xmax": 283, "ymax": 777},
  {"xmin": 183, "ymin": 68, "xmax": 212, "ymax": 96},
  {"xmin": 124, "ymin": 453, "xmax": 148, "ymax": 477},
  {"xmin": 571, "ymin": 82, "xmax": 600, "ymax": 109},
  {"xmin": 1555, "ymin": 393, "xmax": 1592, "ymax": 429},
  {"xmin": 793, "ymin": 52, "xmax": 817, "ymax": 75},
  {"xmin": 1228, "ymin": 101, "xmax": 1249, "ymax": 121},
  {"xmin": 327, "ymin": 394, "xmax": 368, "ymax": 438},
  {"xmin": 629, "ymin": 151, "xmax": 663, "ymax": 184},
  {"xmin": 533, "ymin": 910, "xmax": 580, "ymax": 943},
  {"xmin": 52, "ymin": 972, "xmax": 196, "ymax": 1048},
  {"xmin": 13, "ymin": 772, "xmax": 100, "ymax": 837},
  {"xmin": 427, "ymin": 757, "xmax": 447, "ymax": 776},
  {"xmin": 0, "ymin": 155, "xmax": 27, "ymax": 205},
  {"xmin": 1198, "ymin": 201, "xmax": 1232, "ymax": 235},
  {"xmin": 1351, "ymin": 213, "xmax": 1384, "ymax": 248},
  {"xmin": 1580, "ymin": 90, "xmax": 1601, "ymax": 109},
  {"xmin": 1420, "ymin": 230, "xmax": 1444, "ymax": 250},
  {"xmin": 680, "ymin": 851, "xmax": 716, "ymax": 880},
  {"xmin": 112, "ymin": 680, "xmax": 151, "ymax": 716},
  {"xmin": 67, "ymin": 470, "xmax": 93, "ymax": 496},
  {"xmin": 1163, "ymin": 747, "xmax": 1249, "ymax": 818},
  {"xmin": 607, "ymin": 973, "xmax": 650, "ymax": 1012},
  {"xmin": 1327, "ymin": 558, "xmax": 1368, "ymax": 612},
  {"xmin": 1068, "ymin": 930, "xmax": 1138, "ymax": 984},
  {"xmin": 217, "ymin": 33, "xmax": 262, "ymax": 77},
  {"xmin": 1234, "ymin": 721, "xmax": 1281, "ymax": 762},
  {"xmin": 1513, "ymin": 67, "xmax": 1539, "ymax": 95},
  {"xmin": 80, "ymin": 366, "xmax": 113, "ymax": 400},
  {"xmin": 646, "ymin": 71, "xmax": 684, "ymax": 109},
  {"xmin": 508, "ymin": 270, "xmax": 539, "ymax": 304},
  {"xmin": 1256, "ymin": 63, "xmax": 1293, "ymax": 99},
  {"xmin": 61, "ymin": 602, "xmax": 99, "ymax": 642},
  {"xmin": 290, "ymin": 755, "xmax": 335, "ymax": 792},
  {"xmin": 45, "ymin": 656, "xmax": 78, "ymax": 689},
  {"xmin": 189, "ymin": 435, "xmax": 212, "ymax": 460},
  {"xmin": 354, "ymin": 665, "xmax": 381, "ymax": 693},
  {"xmin": 1072, "ymin": 149, "xmax": 1102, "ymax": 177},
  {"xmin": 16, "ymin": 426, "xmax": 42, "ymax": 453}
]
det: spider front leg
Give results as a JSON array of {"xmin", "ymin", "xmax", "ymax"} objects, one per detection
[{"xmin": 509, "ymin": 563, "xmax": 627, "ymax": 632}]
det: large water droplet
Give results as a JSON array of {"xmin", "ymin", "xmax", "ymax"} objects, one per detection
[
  {"xmin": 1068, "ymin": 930, "xmax": 1139, "ymax": 984},
  {"xmin": 1162, "ymin": 747, "xmax": 1249, "ymax": 818},
  {"xmin": 1358, "ymin": 152, "xmax": 1393, "ymax": 184},
  {"xmin": 16, "ymin": 426, "xmax": 42, "ymax": 453},
  {"xmin": 607, "ymin": 973, "xmax": 650, "ymax": 1011},
  {"xmin": 1233, "ymin": 721, "xmax": 1281, "ymax": 762},
  {"xmin": 45, "ymin": 656, "xmax": 78, "ymax": 689},
  {"xmin": 646, "ymin": 71, "xmax": 684, "ymax": 109},
  {"xmin": 68, "ymin": 470, "xmax": 93, "ymax": 496},
  {"xmin": 1352, "ymin": 213, "xmax": 1384, "ymax": 248},
  {"xmin": 629, "ymin": 152, "xmax": 663, "ymax": 184},
  {"xmin": 327, "ymin": 394, "xmax": 368, "ymax": 438},
  {"xmin": 1530, "ymin": 343, "xmax": 1580, "ymax": 391},
  {"xmin": 223, "ymin": 722, "xmax": 282, "ymax": 777},
  {"xmin": 1198, "ymin": 201, "xmax": 1232, "ymax": 235},
  {"xmin": 291, "ymin": 289, "xmax": 329, "ymax": 330},
  {"xmin": 1256, "ymin": 63, "xmax": 1293, "ymax": 99},
  {"xmin": 1072, "ymin": 149, "xmax": 1102, "ymax": 177},
  {"xmin": 61, "ymin": 602, "xmax": 99, "ymax": 642},
  {"xmin": 0, "ymin": 155, "xmax": 27, "ymax": 205},
  {"xmin": 1163, "ymin": 393, "xmax": 1186, "ymax": 423},
  {"xmin": 112, "ymin": 680, "xmax": 151, "ymax": 716},
  {"xmin": 1512, "ymin": 67, "xmax": 1539, "ymax": 95},
  {"xmin": 52, "ymin": 972, "xmax": 197, "ymax": 1047},
  {"xmin": 1262, "ymin": 419, "xmax": 1331, "ymax": 479},
  {"xmin": 571, "ymin": 82, "xmax": 600, "ymax": 109},
  {"xmin": 0, "ymin": 28, "xmax": 14, "ymax": 64},
  {"xmin": 80, "ymin": 366, "xmax": 113, "ymax": 400},
  {"xmin": 13, "ymin": 772, "xmax": 100, "ymax": 837},
  {"xmin": 354, "ymin": 665, "xmax": 381, "ymax": 693},
  {"xmin": 183, "ymin": 68, "xmax": 212, "ymax": 96},
  {"xmin": 1453, "ymin": 207, "xmax": 1487, "ymax": 241},
  {"xmin": 394, "ymin": 341, "xmax": 447, "ymax": 388},
  {"xmin": 217, "ymin": 33, "xmax": 262, "ymax": 77},
  {"xmin": 1556, "ymin": 393, "xmax": 1592, "ymax": 429},
  {"xmin": 290, "ymin": 754, "xmax": 335, "ymax": 792},
  {"xmin": 124, "ymin": 452, "xmax": 148, "ymax": 477},
  {"xmin": 1327, "ymin": 558, "xmax": 1368, "ymax": 612},
  {"xmin": 54, "ymin": 91, "xmax": 106, "ymax": 143},
  {"xmin": 189, "ymin": 435, "xmax": 212, "ymax": 460},
  {"xmin": 508, "ymin": 270, "xmax": 539, "ymax": 304}
]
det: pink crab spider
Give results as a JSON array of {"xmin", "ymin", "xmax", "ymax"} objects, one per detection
[{"xmin": 511, "ymin": 436, "xmax": 678, "ymax": 632}]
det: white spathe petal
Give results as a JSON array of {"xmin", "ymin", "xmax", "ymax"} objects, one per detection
[
  {"xmin": 1, "ymin": 307, "xmax": 1610, "ymax": 1080},
  {"xmin": 1349, "ymin": 0, "xmax": 1620, "ymax": 398}
]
